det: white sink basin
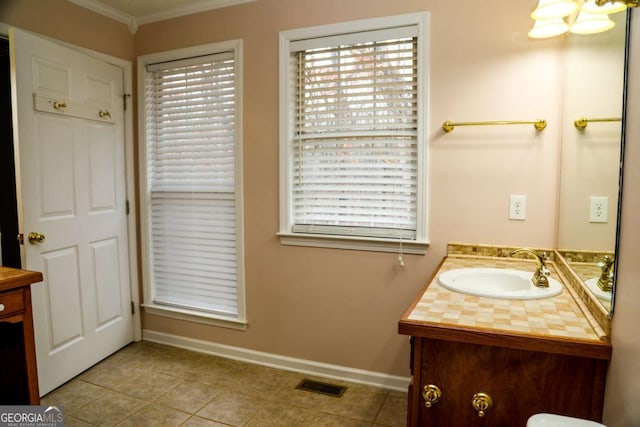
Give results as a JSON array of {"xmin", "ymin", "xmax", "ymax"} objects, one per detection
[{"xmin": 438, "ymin": 268, "xmax": 563, "ymax": 300}]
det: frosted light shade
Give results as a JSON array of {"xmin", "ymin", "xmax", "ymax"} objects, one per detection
[
  {"xmin": 570, "ymin": 11, "xmax": 616, "ymax": 34},
  {"xmin": 581, "ymin": 0, "xmax": 627, "ymax": 14},
  {"xmin": 531, "ymin": 0, "xmax": 579, "ymax": 19},
  {"xmin": 528, "ymin": 18, "xmax": 570, "ymax": 38}
]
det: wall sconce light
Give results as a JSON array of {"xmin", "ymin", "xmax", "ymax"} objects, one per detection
[
  {"xmin": 529, "ymin": 17, "xmax": 571, "ymax": 38},
  {"xmin": 529, "ymin": 0, "xmax": 632, "ymax": 39},
  {"xmin": 570, "ymin": 10, "xmax": 616, "ymax": 33},
  {"xmin": 531, "ymin": 0, "xmax": 579, "ymax": 19}
]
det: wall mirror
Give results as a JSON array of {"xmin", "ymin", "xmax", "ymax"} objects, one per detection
[{"xmin": 556, "ymin": 10, "xmax": 629, "ymax": 314}]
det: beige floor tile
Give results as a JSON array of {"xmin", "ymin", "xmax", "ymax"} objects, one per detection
[
  {"xmin": 115, "ymin": 404, "xmax": 190, "ymax": 426},
  {"xmin": 181, "ymin": 416, "xmax": 232, "ymax": 426},
  {"xmin": 80, "ymin": 342, "xmax": 179, "ymax": 377},
  {"xmin": 72, "ymin": 391, "xmax": 146, "ymax": 426},
  {"xmin": 224, "ymin": 364, "xmax": 297, "ymax": 398},
  {"xmin": 60, "ymin": 415, "xmax": 95, "ymax": 427},
  {"xmin": 373, "ymin": 394, "xmax": 407, "ymax": 427},
  {"xmin": 388, "ymin": 390, "xmax": 408, "ymax": 399},
  {"xmin": 154, "ymin": 381, "xmax": 223, "ymax": 413},
  {"xmin": 153, "ymin": 352, "xmax": 213, "ymax": 379},
  {"xmin": 42, "ymin": 379, "xmax": 108, "ymax": 416},
  {"xmin": 308, "ymin": 413, "xmax": 372, "ymax": 427},
  {"xmin": 245, "ymin": 401, "xmax": 315, "ymax": 426},
  {"xmin": 196, "ymin": 392, "xmax": 265, "ymax": 426},
  {"xmin": 320, "ymin": 387, "xmax": 388, "ymax": 422},
  {"xmin": 173, "ymin": 357, "xmax": 244, "ymax": 389},
  {"xmin": 82, "ymin": 364, "xmax": 182, "ymax": 401}
]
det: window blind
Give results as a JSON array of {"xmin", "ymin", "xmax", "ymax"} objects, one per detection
[
  {"xmin": 290, "ymin": 35, "xmax": 418, "ymax": 240},
  {"xmin": 145, "ymin": 51, "xmax": 239, "ymax": 317}
]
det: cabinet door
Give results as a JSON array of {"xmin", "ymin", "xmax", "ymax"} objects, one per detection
[{"xmin": 417, "ymin": 338, "xmax": 605, "ymax": 426}]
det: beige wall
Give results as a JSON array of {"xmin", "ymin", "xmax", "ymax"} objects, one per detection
[
  {"xmin": 602, "ymin": 9, "xmax": 640, "ymax": 427},
  {"xmin": 0, "ymin": 0, "xmax": 134, "ymax": 61},
  {"xmin": 136, "ymin": 0, "xmax": 563, "ymax": 377}
]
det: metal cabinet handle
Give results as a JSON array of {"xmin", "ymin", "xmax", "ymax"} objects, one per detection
[
  {"xmin": 0, "ymin": 303, "xmax": 5, "ymax": 312},
  {"xmin": 53, "ymin": 101, "xmax": 67, "ymax": 110},
  {"xmin": 28, "ymin": 232, "xmax": 46, "ymax": 244},
  {"xmin": 472, "ymin": 392, "xmax": 493, "ymax": 417},
  {"xmin": 422, "ymin": 384, "xmax": 442, "ymax": 408},
  {"xmin": 99, "ymin": 110, "xmax": 112, "ymax": 119}
]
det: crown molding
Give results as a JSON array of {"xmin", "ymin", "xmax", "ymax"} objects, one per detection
[
  {"xmin": 69, "ymin": 0, "xmax": 255, "ymax": 34},
  {"xmin": 68, "ymin": 0, "xmax": 133, "ymax": 26},
  {"xmin": 136, "ymin": 0, "xmax": 256, "ymax": 25}
]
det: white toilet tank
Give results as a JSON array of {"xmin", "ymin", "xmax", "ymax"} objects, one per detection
[{"xmin": 527, "ymin": 413, "xmax": 606, "ymax": 427}]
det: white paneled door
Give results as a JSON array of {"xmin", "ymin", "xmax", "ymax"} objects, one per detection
[{"xmin": 9, "ymin": 28, "xmax": 134, "ymax": 395}]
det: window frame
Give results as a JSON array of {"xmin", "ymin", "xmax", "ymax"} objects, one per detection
[
  {"xmin": 137, "ymin": 39, "xmax": 246, "ymax": 330},
  {"xmin": 278, "ymin": 13, "xmax": 430, "ymax": 254}
]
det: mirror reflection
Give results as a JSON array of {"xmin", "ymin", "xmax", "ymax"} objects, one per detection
[{"xmin": 557, "ymin": 11, "xmax": 627, "ymax": 312}]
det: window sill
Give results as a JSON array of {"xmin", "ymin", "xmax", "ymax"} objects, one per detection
[
  {"xmin": 277, "ymin": 232, "xmax": 429, "ymax": 254},
  {"xmin": 142, "ymin": 304, "xmax": 248, "ymax": 331}
]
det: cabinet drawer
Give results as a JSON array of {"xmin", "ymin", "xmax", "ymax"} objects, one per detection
[{"xmin": 0, "ymin": 289, "xmax": 25, "ymax": 318}]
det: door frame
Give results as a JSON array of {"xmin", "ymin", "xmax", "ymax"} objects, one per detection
[{"xmin": 0, "ymin": 23, "xmax": 141, "ymax": 341}]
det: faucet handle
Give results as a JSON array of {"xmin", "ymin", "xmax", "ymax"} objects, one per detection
[
  {"xmin": 540, "ymin": 264, "xmax": 551, "ymax": 277},
  {"xmin": 540, "ymin": 252, "xmax": 550, "ymax": 274},
  {"xmin": 598, "ymin": 255, "xmax": 614, "ymax": 271},
  {"xmin": 539, "ymin": 251, "xmax": 548, "ymax": 263}
]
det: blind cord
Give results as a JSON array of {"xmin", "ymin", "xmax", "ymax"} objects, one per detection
[{"xmin": 398, "ymin": 230, "xmax": 404, "ymax": 267}]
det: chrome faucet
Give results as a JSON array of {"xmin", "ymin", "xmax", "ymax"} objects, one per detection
[
  {"xmin": 510, "ymin": 248, "xmax": 551, "ymax": 288},
  {"xmin": 597, "ymin": 256, "xmax": 614, "ymax": 292}
]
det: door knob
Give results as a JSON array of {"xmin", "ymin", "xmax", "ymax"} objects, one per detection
[{"xmin": 28, "ymin": 232, "xmax": 46, "ymax": 244}]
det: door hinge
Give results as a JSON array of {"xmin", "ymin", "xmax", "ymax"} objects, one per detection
[
  {"xmin": 123, "ymin": 93, "xmax": 131, "ymax": 111},
  {"xmin": 17, "ymin": 233, "xmax": 24, "ymax": 245},
  {"xmin": 131, "ymin": 301, "xmax": 135, "ymax": 315},
  {"xmin": 126, "ymin": 200, "xmax": 130, "ymax": 215}
]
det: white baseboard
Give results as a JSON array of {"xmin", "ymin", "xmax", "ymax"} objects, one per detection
[{"xmin": 141, "ymin": 329, "xmax": 411, "ymax": 392}]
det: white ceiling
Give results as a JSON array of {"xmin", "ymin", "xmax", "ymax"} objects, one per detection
[{"xmin": 68, "ymin": 0, "xmax": 254, "ymax": 32}]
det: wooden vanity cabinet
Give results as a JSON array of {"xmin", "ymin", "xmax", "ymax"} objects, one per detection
[
  {"xmin": 402, "ymin": 330, "xmax": 611, "ymax": 427},
  {"xmin": 0, "ymin": 267, "xmax": 43, "ymax": 405},
  {"xmin": 399, "ymin": 253, "xmax": 613, "ymax": 426}
]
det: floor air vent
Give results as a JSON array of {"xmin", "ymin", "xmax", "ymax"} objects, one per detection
[{"xmin": 295, "ymin": 379, "xmax": 347, "ymax": 397}]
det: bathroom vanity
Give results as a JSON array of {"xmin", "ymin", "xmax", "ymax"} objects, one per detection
[
  {"xmin": 399, "ymin": 245, "xmax": 612, "ymax": 426},
  {"xmin": 0, "ymin": 266, "xmax": 42, "ymax": 404}
]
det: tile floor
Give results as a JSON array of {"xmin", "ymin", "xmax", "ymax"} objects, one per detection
[{"xmin": 42, "ymin": 341, "xmax": 407, "ymax": 426}]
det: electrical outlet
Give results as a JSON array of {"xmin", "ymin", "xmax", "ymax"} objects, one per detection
[
  {"xmin": 509, "ymin": 195, "xmax": 526, "ymax": 220},
  {"xmin": 590, "ymin": 196, "xmax": 608, "ymax": 223}
]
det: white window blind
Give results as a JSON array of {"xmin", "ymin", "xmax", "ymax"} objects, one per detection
[
  {"xmin": 289, "ymin": 30, "xmax": 419, "ymax": 240},
  {"xmin": 145, "ymin": 50, "xmax": 240, "ymax": 317}
]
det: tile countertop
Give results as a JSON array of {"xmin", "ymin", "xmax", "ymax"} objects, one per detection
[{"xmin": 399, "ymin": 247, "xmax": 612, "ymax": 360}]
